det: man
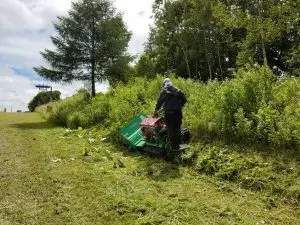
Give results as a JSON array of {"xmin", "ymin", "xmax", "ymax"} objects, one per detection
[{"xmin": 154, "ymin": 78, "xmax": 187, "ymax": 151}]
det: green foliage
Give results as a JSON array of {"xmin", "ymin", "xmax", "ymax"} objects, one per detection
[
  {"xmin": 191, "ymin": 143, "xmax": 299, "ymax": 197},
  {"xmin": 106, "ymin": 55, "xmax": 135, "ymax": 87},
  {"xmin": 34, "ymin": 0, "xmax": 132, "ymax": 96},
  {"xmin": 135, "ymin": 53, "xmax": 156, "ymax": 79},
  {"xmin": 48, "ymin": 89, "xmax": 90, "ymax": 127},
  {"xmin": 3, "ymin": 111, "xmax": 299, "ymax": 224},
  {"xmin": 195, "ymin": 146, "xmax": 252, "ymax": 182},
  {"xmin": 28, "ymin": 90, "xmax": 61, "ymax": 112},
  {"xmin": 217, "ymin": 66, "xmax": 276, "ymax": 136},
  {"xmin": 147, "ymin": 0, "xmax": 300, "ymax": 79},
  {"xmin": 147, "ymin": 0, "xmax": 233, "ymax": 80},
  {"xmin": 46, "ymin": 68, "xmax": 300, "ymax": 202},
  {"xmin": 234, "ymin": 108, "xmax": 253, "ymax": 139},
  {"xmin": 67, "ymin": 112, "xmax": 89, "ymax": 129},
  {"xmin": 49, "ymin": 66, "xmax": 299, "ymax": 147}
]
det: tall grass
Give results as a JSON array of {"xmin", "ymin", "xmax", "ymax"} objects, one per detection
[
  {"xmin": 47, "ymin": 66, "xmax": 299, "ymax": 148},
  {"xmin": 47, "ymin": 89, "xmax": 91, "ymax": 127}
]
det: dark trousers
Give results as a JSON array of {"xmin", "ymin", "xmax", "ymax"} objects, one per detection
[{"xmin": 164, "ymin": 111, "xmax": 182, "ymax": 150}]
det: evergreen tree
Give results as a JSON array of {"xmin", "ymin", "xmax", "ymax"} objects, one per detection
[{"xmin": 34, "ymin": 0, "xmax": 131, "ymax": 96}]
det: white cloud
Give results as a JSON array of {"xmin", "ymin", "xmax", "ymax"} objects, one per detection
[
  {"xmin": 0, "ymin": 0, "xmax": 153, "ymax": 111},
  {"xmin": 0, "ymin": 0, "xmax": 70, "ymax": 32},
  {"xmin": 0, "ymin": 67, "xmax": 38, "ymax": 111},
  {"xmin": 0, "ymin": 0, "xmax": 41, "ymax": 31},
  {"xmin": 115, "ymin": 0, "xmax": 154, "ymax": 54}
]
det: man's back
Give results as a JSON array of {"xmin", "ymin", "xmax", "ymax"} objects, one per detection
[{"xmin": 155, "ymin": 86, "xmax": 187, "ymax": 112}]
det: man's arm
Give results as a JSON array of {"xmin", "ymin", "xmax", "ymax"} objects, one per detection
[{"xmin": 155, "ymin": 91, "xmax": 166, "ymax": 111}]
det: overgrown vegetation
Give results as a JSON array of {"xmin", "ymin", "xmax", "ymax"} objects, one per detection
[
  {"xmin": 182, "ymin": 142, "xmax": 300, "ymax": 201},
  {"xmin": 28, "ymin": 90, "xmax": 61, "ymax": 112},
  {"xmin": 46, "ymin": 89, "xmax": 90, "ymax": 127},
  {"xmin": 46, "ymin": 66, "xmax": 299, "ymax": 147},
  {"xmin": 39, "ymin": 66, "xmax": 300, "ymax": 201}
]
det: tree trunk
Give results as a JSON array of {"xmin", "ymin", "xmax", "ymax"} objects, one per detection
[
  {"xmin": 182, "ymin": 44, "xmax": 191, "ymax": 78},
  {"xmin": 217, "ymin": 48, "xmax": 223, "ymax": 80},
  {"xmin": 257, "ymin": 0, "xmax": 268, "ymax": 67},
  {"xmin": 204, "ymin": 32, "xmax": 212, "ymax": 80},
  {"xmin": 198, "ymin": 65, "xmax": 202, "ymax": 80},
  {"xmin": 91, "ymin": 6, "xmax": 96, "ymax": 97},
  {"xmin": 91, "ymin": 61, "xmax": 95, "ymax": 97},
  {"xmin": 195, "ymin": 61, "xmax": 198, "ymax": 79}
]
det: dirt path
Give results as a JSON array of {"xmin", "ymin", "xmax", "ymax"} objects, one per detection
[{"xmin": 0, "ymin": 113, "xmax": 299, "ymax": 225}]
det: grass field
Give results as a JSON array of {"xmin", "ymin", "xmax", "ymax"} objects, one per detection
[{"xmin": 0, "ymin": 112, "xmax": 299, "ymax": 225}]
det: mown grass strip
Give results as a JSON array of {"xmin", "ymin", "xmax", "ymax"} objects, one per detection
[{"xmin": 1, "ymin": 113, "xmax": 299, "ymax": 224}]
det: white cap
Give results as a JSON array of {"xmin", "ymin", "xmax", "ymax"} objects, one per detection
[{"xmin": 163, "ymin": 78, "xmax": 172, "ymax": 88}]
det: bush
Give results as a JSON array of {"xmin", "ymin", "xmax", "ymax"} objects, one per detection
[
  {"xmin": 28, "ymin": 90, "xmax": 61, "ymax": 112},
  {"xmin": 48, "ymin": 89, "xmax": 90, "ymax": 127},
  {"xmin": 67, "ymin": 112, "xmax": 90, "ymax": 129}
]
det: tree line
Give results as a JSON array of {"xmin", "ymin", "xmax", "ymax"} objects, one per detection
[
  {"xmin": 34, "ymin": 0, "xmax": 299, "ymax": 97},
  {"xmin": 142, "ymin": 0, "xmax": 299, "ymax": 80}
]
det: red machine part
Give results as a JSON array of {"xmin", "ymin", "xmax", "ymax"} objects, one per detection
[
  {"xmin": 139, "ymin": 118, "xmax": 163, "ymax": 128},
  {"xmin": 139, "ymin": 118, "xmax": 163, "ymax": 140}
]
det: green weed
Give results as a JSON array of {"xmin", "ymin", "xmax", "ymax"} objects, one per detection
[{"xmin": 44, "ymin": 66, "xmax": 299, "ymax": 147}]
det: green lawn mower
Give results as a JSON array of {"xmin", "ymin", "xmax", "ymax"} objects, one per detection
[{"xmin": 120, "ymin": 113, "xmax": 190, "ymax": 155}]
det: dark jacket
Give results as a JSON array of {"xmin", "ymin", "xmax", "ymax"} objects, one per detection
[{"xmin": 155, "ymin": 86, "xmax": 187, "ymax": 112}]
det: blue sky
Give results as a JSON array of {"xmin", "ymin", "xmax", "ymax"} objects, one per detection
[{"xmin": 0, "ymin": 0, "xmax": 153, "ymax": 112}]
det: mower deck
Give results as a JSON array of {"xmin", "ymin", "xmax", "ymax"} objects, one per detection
[{"xmin": 120, "ymin": 113, "xmax": 189, "ymax": 154}]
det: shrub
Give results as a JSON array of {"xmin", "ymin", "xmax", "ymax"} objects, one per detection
[
  {"xmin": 269, "ymin": 77, "xmax": 300, "ymax": 147},
  {"xmin": 28, "ymin": 90, "xmax": 61, "ymax": 112},
  {"xmin": 255, "ymin": 105, "xmax": 280, "ymax": 144},
  {"xmin": 48, "ymin": 89, "xmax": 90, "ymax": 127},
  {"xmin": 67, "ymin": 111, "xmax": 93, "ymax": 129},
  {"xmin": 234, "ymin": 108, "xmax": 253, "ymax": 140}
]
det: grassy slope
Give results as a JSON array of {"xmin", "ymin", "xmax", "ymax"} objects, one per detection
[{"xmin": 0, "ymin": 112, "xmax": 299, "ymax": 225}]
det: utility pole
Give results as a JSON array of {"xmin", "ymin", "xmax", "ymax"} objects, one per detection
[{"xmin": 35, "ymin": 84, "xmax": 53, "ymax": 101}]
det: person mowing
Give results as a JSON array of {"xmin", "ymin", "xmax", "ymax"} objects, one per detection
[{"xmin": 153, "ymin": 78, "xmax": 187, "ymax": 151}]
